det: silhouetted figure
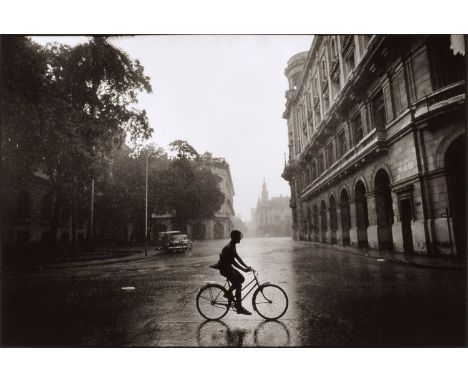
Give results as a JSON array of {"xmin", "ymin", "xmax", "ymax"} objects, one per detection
[{"xmin": 216, "ymin": 230, "xmax": 252, "ymax": 315}]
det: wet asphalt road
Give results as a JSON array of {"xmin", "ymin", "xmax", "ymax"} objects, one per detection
[{"xmin": 2, "ymin": 237, "xmax": 466, "ymax": 347}]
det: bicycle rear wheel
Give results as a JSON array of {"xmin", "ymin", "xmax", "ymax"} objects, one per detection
[
  {"xmin": 196, "ymin": 284, "xmax": 230, "ymax": 320},
  {"xmin": 252, "ymin": 284, "xmax": 288, "ymax": 320}
]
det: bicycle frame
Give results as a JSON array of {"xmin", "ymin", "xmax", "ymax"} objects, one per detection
[{"xmin": 223, "ymin": 271, "xmax": 268, "ymax": 302}]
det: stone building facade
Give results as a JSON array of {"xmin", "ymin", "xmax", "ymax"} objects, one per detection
[
  {"xmin": 282, "ymin": 35, "xmax": 465, "ymax": 257},
  {"xmin": 187, "ymin": 158, "xmax": 236, "ymax": 240},
  {"xmin": 250, "ymin": 181, "xmax": 293, "ymax": 237},
  {"xmin": 2, "ymin": 168, "xmax": 88, "ymax": 247}
]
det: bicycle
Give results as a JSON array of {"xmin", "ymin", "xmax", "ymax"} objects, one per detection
[{"xmin": 196, "ymin": 269, "xmax": 288, "ymax": 321}]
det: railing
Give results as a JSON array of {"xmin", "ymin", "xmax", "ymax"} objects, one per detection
[
  {"xmin": 300, "ymin": 129, "xmax": 379, "ymax": 199},
  {"xmin": 426, "ymin": 81, "xmax": 465, "ymax": 107},
  {"xmin": 330, "ymin": 58, "xmax": 339, "ymax": 75},
  {"xmin": 413, "ymin": 80, "xmax": 465, "ymax": 120},
  {"xmin": 342, "ymin": 35, "xmax": 354, "ymax": 52}
]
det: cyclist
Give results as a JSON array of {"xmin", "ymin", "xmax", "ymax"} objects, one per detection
[{"xmin": 215, "ymin": 230, "xmax": 252, "ymax": 315}]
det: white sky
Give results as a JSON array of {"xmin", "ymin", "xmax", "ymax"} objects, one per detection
[{"xmin": 32, "ymin": 35, "xmax": 313, "ymax": 221}]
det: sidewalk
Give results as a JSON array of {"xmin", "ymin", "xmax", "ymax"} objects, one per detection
[
  {"xmin": 5, "ymin": 246, "xmax": 161, "ymax": 272},
  {"xmin": 309, "ymin": 241, "xmax": 466, "ymax": 269}
]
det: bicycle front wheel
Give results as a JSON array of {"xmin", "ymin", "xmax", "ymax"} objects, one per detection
[
  {"xmin": 252, "ymin": 284, "xmax": 288, "ymax": 320},
  {"xmin": 196, "ymin": 284, "xmax": 230, "ymax": 320}
]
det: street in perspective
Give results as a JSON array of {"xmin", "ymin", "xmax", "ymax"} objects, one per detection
[
  {"xmin": 2, "ymin": 238, "xmax": 466, "ymax": 347},
  {"xmin": 1, "ymin": 34, "xmax": 466, "ymax": 348}
]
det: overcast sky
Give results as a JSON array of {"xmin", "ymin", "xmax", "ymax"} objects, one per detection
[{"xmin": 33, "ymin": 35, "xmax": 313, "ymax": 221}]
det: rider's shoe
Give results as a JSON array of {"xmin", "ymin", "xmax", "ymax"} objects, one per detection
[{"xmin": 236, "ymin": 306, "xmax": 252, "ymax": 315}]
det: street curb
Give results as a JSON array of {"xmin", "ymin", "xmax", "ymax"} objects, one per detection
[
  {"xmin": 6, "ymin": 250, "xmax": 161, "ymax": 272},
  {"xmin": 303, "ymin": 241, "xmax": 466, "ymax": 270}
]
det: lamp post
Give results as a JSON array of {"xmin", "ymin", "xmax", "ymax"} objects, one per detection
[{"xmin": 145, "ymin": 151, "xmax": 149, "ymax": 256}]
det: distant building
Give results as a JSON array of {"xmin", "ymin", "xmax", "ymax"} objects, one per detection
[
  {"xmin": 282, "ymin": 35, "xmax": 465, "ymax": 256},
  {"xmin": 250, "ymin": 181, "xmax": 292, "ymax": 237},
  {"xmin": 2, "ymin": 167, "xmax": 88, "ymax": 248}
]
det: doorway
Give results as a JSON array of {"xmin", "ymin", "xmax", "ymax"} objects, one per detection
[
  {"xmin": 374, "ymin": 169, "xmax": 394, "ymax": 251},
  {"xmin": 445, "ymin": 135, "xmax": 466, "ymax": 256},
  {"xmin": 355, "ymin": 181, "xmax": 369, "ymax": 248},
  {"xmin": 399, "ymin": 198, "xmax": 414, "ymax": 254}
]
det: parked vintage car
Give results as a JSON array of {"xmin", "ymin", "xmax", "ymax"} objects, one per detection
[
  {"xmin": 167, "ymin": 233, "xmax": 193, "ymax": 253},
  {"xmin": 157, "ymin": 231, "xmax": 181, "ymax": 251}
]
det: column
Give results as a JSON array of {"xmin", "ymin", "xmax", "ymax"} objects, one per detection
[
  {"xmin": 325, "ymin": 208, "xmax": 332, "ymax": 243},
  {"xmin": 391, "ymin": 191, "xmax": 404, "ymax": 253},
  {"xmin": 336, "ymin": 206, "xmax": 343, "ymax": 245},
  {"xmin": 382, "ymin": 75, "xmax": 394, "ymax": 123},
  {"xmin": 366, "ymin": 192, "xmax": 379, "ymax": 249},
  {"xmin": 360, "ymin": 103, "xmax": 370, "ymax": 136},
  {"xmin": 349, "ymin": 200, "xmax": 358, "ymax": 247}
]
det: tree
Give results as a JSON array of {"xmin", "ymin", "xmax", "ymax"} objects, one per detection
[
  {"xmin": 1, "ymin": 37, "xmax": 48, "ymax": 184},
  {"xmin": 161, "ymin": 141, "xmax": 225, "ymax": 231},
  {"xmin": 94, "ymin": 143, "xmax": 168, "ymax": 243},
  {"xmin": 2, "ymin": 37, "xmax": 153, "ymax": 244},
  {"xmin": 169, "ymin": 139, "xmax": 199, "ymax": 160}
]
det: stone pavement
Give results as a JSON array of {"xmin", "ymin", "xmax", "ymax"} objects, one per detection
[{"xmin": 312, "ymin": 241, "xmax": 466, "ymax": 269}]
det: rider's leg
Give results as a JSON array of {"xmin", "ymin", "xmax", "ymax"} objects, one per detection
[
  {"xmin": 222, "ymin": 268, "xmax": 244, "ymax": 306},
  {"xmin": 220, "ymin": 270, "xmax": 235, "ymax": 296},
  {"xmin": 231, "ymin": 270, "xmax": 245, "ymax": 308}
]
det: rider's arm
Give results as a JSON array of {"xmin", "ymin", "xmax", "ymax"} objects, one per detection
[
  {"xmin": 232, "ymin": 259, "xmax": 249, "ymax": 272},
  {"xmin": 234, "ymin": 254, "xmax": 250, "ymax": 272}
]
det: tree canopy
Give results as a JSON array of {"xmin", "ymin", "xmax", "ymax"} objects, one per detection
[
  {"xmin": 2, "ymin": 38, "xmax": 227, "ymax": 245},
  {"xmin": 2, "ymin": 36, "xmax": 153, "ymax": 243}
]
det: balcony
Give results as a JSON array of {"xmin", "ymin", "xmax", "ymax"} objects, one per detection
[
  {"xmin": 300, "ymin": 128, "xmax": 383, "ymax": 200},
  {"xmin": 342, "ymin": 35, "xmax": 354, "ymax": 52},
  {"xmin": 285, "ymin": 89, "xmax": 297, "ymax": 101},
  {"xmin": 330, "ymin": 58, "xmax": 339, "ymax": 76},
  {"xmin": 313, "ymin": 96, "xmax": 320, "ymax": 107},
  {"xmin": 282, "ymin": 158, "xmax": 299, "ymax": 181},
  {"xmin": 321, "ymin": 78, "xmax": 329, "ymax": 90},
  {"xmin": 413, "ymin": 81, "xmax": 465, "ymax": 120}
]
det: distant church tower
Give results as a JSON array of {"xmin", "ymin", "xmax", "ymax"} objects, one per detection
[{"xmin": 261, "ymin": 179, "xmax": 269, "ymax": 203}]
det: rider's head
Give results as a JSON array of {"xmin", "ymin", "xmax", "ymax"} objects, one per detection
[{"xmin": 230, "ymin": 230, "xmax": 242, "ymax": 244}]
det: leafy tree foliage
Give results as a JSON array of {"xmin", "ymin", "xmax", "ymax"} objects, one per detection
[
  {"xmin": 1, "ymin": 36, "xmax": 152, "ymax": 243},
  {"xmin": 169, "ymin": 139, "xmax": 199, "ymax": 160},
  {"xmin": 2, "ymin": 38, "xmax": 226, "ymax": 245},
  {"xmin": 162, "ymin": 141, "xmax": 225, "ymax": 231},
  {"xmin": 94, "ymin": 144, "xmax": 168, "ymax": 242}
]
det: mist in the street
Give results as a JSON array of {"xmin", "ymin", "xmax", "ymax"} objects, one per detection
[{"xmin": 3, "ymin": 238, "xmax": 465, "ymax": 347}]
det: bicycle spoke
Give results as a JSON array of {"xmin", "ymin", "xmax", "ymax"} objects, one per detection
[
  {"xmin": 196, "ymin": 285, "xmax": 230, "ymax": 320},
  {"xmin": 253, "ymin": 285, "xmax": 288, "ymax": 320}
]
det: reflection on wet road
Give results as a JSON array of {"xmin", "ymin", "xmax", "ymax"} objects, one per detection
[
  {"xmin": 197, "ymin": 320, "xmax": 290, "ymax": 347},
  {"xmin": 2, "ymin": 238, "xmax": 466, "ymax": 347}
]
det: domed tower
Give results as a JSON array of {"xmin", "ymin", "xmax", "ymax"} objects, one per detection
[
  {"xmin": 283, "ymin": 51, "xmax": 308, "ymax": 163},
  {"xmin": 284, "ymin": 51, "xmax": 308, "ymax": 92},
  {"xmin": 283, "ymin": 50, "xmax": 309, "ymax": 242}
]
